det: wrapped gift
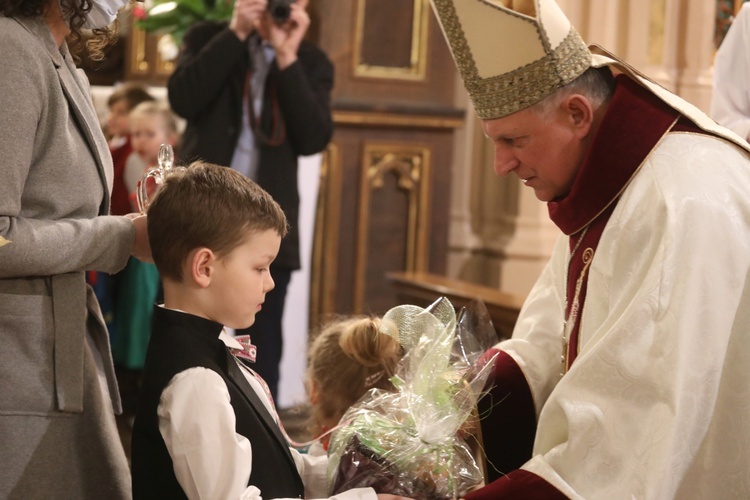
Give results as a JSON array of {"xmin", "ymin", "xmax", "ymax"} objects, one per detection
[{"xmin": 327, "ymin": 297, "xmax": 499, "ymax": 499}]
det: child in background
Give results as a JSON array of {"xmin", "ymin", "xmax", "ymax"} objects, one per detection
[
  {"xmin": 125, "ymin": 100, "xmax": 180, "ymax": 211},
  {"xmin": 110, "ymin": 100, "xmax": 180, "ymax": 422},
  {"xmin": 132, "ymin": 162, "xmax": 403, "ymax": 500},
  {"xmin": 305, "ymin": 316, "xmax": 402, "ymax": 454},
  {"xmin": 104, "ymin": 83, "xmax": 154, "ymax": 216},
  {"xmin": 88, "ymin": 84, "xmax": 154, "ymax": 338}
]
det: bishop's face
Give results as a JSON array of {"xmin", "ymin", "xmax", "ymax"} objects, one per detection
[{"xmin": 482, "ymin": 97, "xmax": 591, "ymax": 202}]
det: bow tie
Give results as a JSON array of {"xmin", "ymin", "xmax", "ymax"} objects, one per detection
[{"xmin": 231, "ymin": 335, "xmax": 257, "ymax": 363}]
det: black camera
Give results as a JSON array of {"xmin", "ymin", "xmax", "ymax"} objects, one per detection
[{"xmin": 268, "ymin": 0, "xmax": 295, "ymax": 23}]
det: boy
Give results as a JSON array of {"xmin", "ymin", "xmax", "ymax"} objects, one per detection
[{"xmin": 131, "ymin": 162, "xmax": 386, "ymax": 499}]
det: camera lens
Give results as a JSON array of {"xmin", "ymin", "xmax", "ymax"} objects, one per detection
[{"xmin": 269, "ymin": 0, "xmax": 291, "ymax": 22}]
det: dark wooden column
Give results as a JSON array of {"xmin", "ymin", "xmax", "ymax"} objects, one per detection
[{"xmin": 308, "ymin": 0, "xmax": 464, "ymax": 326}]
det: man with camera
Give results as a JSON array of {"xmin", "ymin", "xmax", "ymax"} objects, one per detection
[{"xmin": 167, "ymin": 0, "xmax": 334, "ymax": 403}]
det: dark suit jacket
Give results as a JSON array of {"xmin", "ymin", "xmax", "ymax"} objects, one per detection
[
  {"xmin": 131, "ymin": 306, "xmax": 305, "ymax": 499},
  {"xmin": 167, "ymin": 22, "xmax": 334, "ymax": 270}
]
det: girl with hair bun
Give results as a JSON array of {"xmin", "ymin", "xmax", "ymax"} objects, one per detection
[{"xmin": 306, "ymin": 316, "xmax": 402, "ymax": 451}]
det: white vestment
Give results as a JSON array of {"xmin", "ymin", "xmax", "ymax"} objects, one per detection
[
  {"xmin": 500, "ymin": 132, "xmax": 750, "ymax": 498},
  {"xmin": 712, "ymin": 3, "xmax": 750, "ymax": 141}
]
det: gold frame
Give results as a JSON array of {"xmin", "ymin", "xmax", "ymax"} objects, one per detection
[
  {"xmin": 333, "ymin": 110, "xmax": 464, "ymax": 129},
  {"xmin": 309, "ymin": 143, "xmax": 342, "ymax": 329},
  {"xmin": 352, "ymin": 0, "xmax": 430, "ymax": 81},
  {"xmin": 129, "ymin": 26, "xmax": 150, "ymax": 74},
  {"xmin": 353, "ymin": 143, "xmax": 431, "ymax": 313},
  {"xmin": 128, "ymin": 23, "xmax": 175, "ymax": 77}
]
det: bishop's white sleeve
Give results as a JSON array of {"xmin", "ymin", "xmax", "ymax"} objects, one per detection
[
  {"xmin": 158, "ymin": 368, "xmax": 261, "ymax": 500},
  {"xmin": 711, "ymin": 3, "xmax": 750, "ymax": 140}
]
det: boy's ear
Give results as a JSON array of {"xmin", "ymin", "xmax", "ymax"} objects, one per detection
[{"xmin": 190, "ymin": 247, "xmax": 215, "ymax": 288}]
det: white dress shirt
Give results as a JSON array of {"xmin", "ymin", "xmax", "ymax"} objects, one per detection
[
  {"xmin": 229, "ymin": 39, "xmax": 274, "ymax": 181},
  {"xmin": 157, "ymin": 329, "xmax": 377, "ymax": 500}
]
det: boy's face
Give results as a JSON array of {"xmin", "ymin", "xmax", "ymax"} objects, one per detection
[
  {"xmin": 130, "ymin": 115, "xmax": 174, "ymax": 166},
  {"xmin": 106, "ymin": 99, "xmax": 131, "ymax": 139},
  {"xmin": 207, "ymin": 229, "xmax": 281, "ymax": 330}
]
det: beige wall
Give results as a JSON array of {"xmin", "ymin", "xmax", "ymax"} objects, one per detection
[{"xmin": 446, "ymin": 1, "xmax": 719, "ymax": 298}]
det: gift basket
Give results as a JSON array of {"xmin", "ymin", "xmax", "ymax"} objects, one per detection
[{"xmin": 327, "ymin": 297, "xmax": 499, "ymax": 499}]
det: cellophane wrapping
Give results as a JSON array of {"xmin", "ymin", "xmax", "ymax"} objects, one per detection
[{"xmin": 327, "ymin": 297, "xmax": 499, "ymax": 499}]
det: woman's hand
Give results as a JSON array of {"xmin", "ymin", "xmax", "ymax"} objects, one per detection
[{"xmin": 127, "ymin": 213, "xmax": 153, "ymax": 263}]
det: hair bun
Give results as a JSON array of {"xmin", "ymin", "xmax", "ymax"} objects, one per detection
[{"xmin": 339, "ymin": 317, "xmax": 399, "ymax": 368}]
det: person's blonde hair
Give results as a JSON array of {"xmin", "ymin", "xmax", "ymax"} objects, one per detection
[
  {"xmin": 129, "ymin": 100, "xmax": 179, "ymax": 137},
  {"xmin": 306, "ymin": 316, "xmax": 402, "ymax": 434}
]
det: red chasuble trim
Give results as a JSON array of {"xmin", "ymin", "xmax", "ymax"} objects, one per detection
[
  {"xmin": 465, "ymin": 469, "xmax": 568, "ymax": 500},
  {"xmin": 548, "ymin": 75, "xmax": 681, "ymax": 235},
  {"xmin": 547, "ymin": 75, "xmax": 687, "ymax": 370},
  {"xmin": 477, "ymin": 350, "xmax": 537, "ymax": 484}
]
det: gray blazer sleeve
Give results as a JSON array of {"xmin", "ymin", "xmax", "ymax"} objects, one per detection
[{"xmin": 0, "ymin": 19, "xmax": 134, "ymax": 278}]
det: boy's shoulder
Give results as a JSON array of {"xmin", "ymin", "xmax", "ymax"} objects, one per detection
[{"xmin": 146, "ymin": 307, "xmax": 227, "ymax": 374}]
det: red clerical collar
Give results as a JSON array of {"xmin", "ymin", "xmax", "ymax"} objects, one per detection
[{"xmin": 547, "ymin": 75, "xmax": 681, "ymax": 235}]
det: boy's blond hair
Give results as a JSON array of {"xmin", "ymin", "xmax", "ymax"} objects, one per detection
[{"xmin": 147, "ymin": 161, "xmax": 288, "ymax": 282}]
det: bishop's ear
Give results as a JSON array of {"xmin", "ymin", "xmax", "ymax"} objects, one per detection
[{"xmin": 564, "ymin": 94, "xmax": 595, "ymax": 137}]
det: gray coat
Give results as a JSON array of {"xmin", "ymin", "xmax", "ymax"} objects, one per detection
[{"xmin": 0, "ymin": 15, "xmax": 134, "ymax": 499}]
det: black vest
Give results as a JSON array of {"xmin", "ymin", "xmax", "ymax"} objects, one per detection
[{"xmin": 131, "ymin": 306, "xmax": 304, "ymax": 499}]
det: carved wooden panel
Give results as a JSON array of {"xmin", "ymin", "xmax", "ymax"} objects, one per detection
[
  {"xmin": 316, "ymin": 0, "xmax": 456, "ymax": 109},
  {"xmin": 308, "ymin": 0, "xmax": 463, "ymax": 325},
  {"xmin": 353, "ymin": 0, "xmax": 429, "ymax": 80},
  {"xmin": 353, "ymin": 143, "xmax": 431, "ymax": 313},
  {"xmin": 310, "ymin": 121, "xmax": 458, "ymax": 325}
]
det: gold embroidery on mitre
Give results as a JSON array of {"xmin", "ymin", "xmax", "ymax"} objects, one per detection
[
  {"xmin": 0, "ymin": 236, "xmax": 11, "ymax": 248},
  {"xmin": 431, "ymin": 0, "xmax": 591, "ymax": 119}
]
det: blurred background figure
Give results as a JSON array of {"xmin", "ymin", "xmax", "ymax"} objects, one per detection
[
  {"xmin": 110, "ymin": 100, "xmax": 179, "ymax": 428},
  {"xmin": 711, "ymin": 2, "xmax": 750, "ymax": 141},
  {"xmin": 88, "ymin": 82, "xmax": 154, "ymax": 342},
  {"xmin": 167, "ymin": 0, "xmax": 334, "ymax": 401},
  {"xmin": 105, "ymin": 82, "xmax": 155, "ymax": 217}
]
